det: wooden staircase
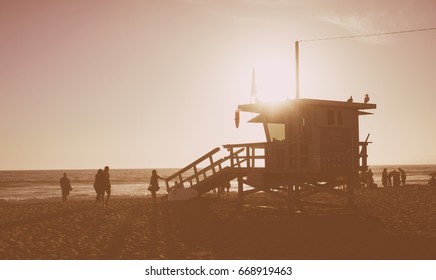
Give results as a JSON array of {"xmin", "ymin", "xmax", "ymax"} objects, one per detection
[{"xmin": 164, "ymin": 147, "xmax": 246, "ymax": 196}]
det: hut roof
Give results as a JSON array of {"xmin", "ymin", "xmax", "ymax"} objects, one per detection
[
  {"xmin": 237, "ymin": 98, "xmax": 376, "ymax": 123},
  {"xmin": 238, "ymin": 98, "xmax": 376, "ymax": 114}
]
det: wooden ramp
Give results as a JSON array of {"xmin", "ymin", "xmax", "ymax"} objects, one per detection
[
  {"xmin": 164, "ymin": 147, "xmax": 246, "ymax": 198},
  {"xmin": 192, "ymin": 167, "xmax": 238, "ymax": 195}
]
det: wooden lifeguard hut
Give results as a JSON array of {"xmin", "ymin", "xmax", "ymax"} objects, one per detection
[
  {"xmin": 164, "ymin": 96, "xmax": 376, "ymax": 211},
  {"xmin": 164, "ymin": 37, "xmax": 375, "ymax": 209}
]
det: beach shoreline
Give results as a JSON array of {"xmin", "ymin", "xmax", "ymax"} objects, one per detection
[{"xmin": 1, "ymin": 185, "xmax": 435, "ymax": 260}]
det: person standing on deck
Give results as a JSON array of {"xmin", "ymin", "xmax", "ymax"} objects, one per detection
[
  {"xmin": 148, "ymin": 169, "xmax": 164, "ymax": 202},
  {"xmin": 60, "ymin": 172, "xmax": 72, "ymax": 202},
  {"xmin": 102, "ymin": 166, "xmax": 111, "ymax": 206},
  {"xmin": 399, "ymin": 168, "xmax": 407, "ymax": 186},
  {"xmin": 381, "ymin": 168, "xmax": 388, "ymax": 188}
]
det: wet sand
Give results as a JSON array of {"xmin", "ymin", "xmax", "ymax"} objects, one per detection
[{"xmin": 0, "ymin": 185, "xmax": 435, "ymax": 260}]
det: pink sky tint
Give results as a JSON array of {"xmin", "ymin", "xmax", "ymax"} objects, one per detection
[{"xmin": 1, "ymin": 0, "xmax": 436, "ymax": 170}]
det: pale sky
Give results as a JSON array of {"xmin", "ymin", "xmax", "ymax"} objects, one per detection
[{"xmin": 1, "ymin": 0, "xmax": 436, "ymax": 170}]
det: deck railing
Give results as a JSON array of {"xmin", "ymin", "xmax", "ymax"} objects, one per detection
[
  {"xmin": 225, "ymin": 140, "xmax": 371, "ymax": 172},
  {"xmin": 165, "ymin": 139, "xmax": 371, "ymax": 191},
  {"xmin": 223, "ymin": 142, "xmax": 267, "ymax": 169},
  {"xmin": 358, "ymin": 141, "xmax": 370, "ymax": 171},
  {"xmin": 358, "ymin": 133, "xmax": 371, "ymax": 171}
]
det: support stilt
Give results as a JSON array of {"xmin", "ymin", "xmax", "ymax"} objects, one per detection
[
  {"xmin": 295, "ymin": 184, "xmax": 301, "ymax": 212},
  {"xmin": 238, "ymin": 177, "xmax": 244, "ymax": 204},
  {"xmin": 287, "ymin": 184, "xmax": 295, "ymax": 214},
  {"xmin": 347, "ymin": 176, "xmax": 354, "ymax": 206}
]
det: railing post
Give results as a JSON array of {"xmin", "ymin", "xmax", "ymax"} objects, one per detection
[
  {"xmin": 193, "ymin": 166, "xmax": 199, "ymax": 184},
  {"xmin": 178, "ymin": 175, "xmax": 183, "ymax": 188},
  {"xmin": 252, "ymin": 147, "xmax": 255, "ymax": 168},
  {"xmin": 246, "ymin": 145, "xmax": 251, "ymax": 168},
  {"xmin": 361, "ymin": 144, "xmax": 368, "ymax": 170},
  {"xmin": 210, "ymin": 155, "xmax": 216, "ymax": 174}
]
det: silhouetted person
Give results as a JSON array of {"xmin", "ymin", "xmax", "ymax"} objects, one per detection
[
  {"xmin": 388, "ymin": 170, "xmax": 394, "ymax": 187},
  {"xmin": 381, "ymin": 168, "xmax": 388, "ymax": 188},
  {"xmin": 366, "ymin": 169, "xmax": 375, "ymax": 188},
  {"xmin": 102, "ymin": 166, "xmax": 111, "ymax": 206},
  {"xmin": 93, "ymin": 169, "xmax": 104, "ymax": 206},
  {"xmin": 60, "ymin": 172, "xmax": 72, "ymax": 202},
  {"xmin": 364, "ymin": 93, "xmax": 370, "ymax": 104},
  {"xmin": 148, "ymin": 169, "xmax": 163, "ymax": 202},
  {"xmin": 392, "ymin": 170, "xmax": 401, "ymax": 187},
  {"xmin": 347, "ymin": 96, "xmax": 353, "ymax": 103},
  {"xmin": 428, "ymin": 175, "xmax": 436, "ymax": 186},
  {"xmin": 399, "ymin": 168, "xmax": 406, "ymax": 186},
  {"xmin": 217, "ymin": 181, "xmax": 230, "ymax": 197},
  {"xmin": 224, "ymin": 181, "xmax": 231, "ymax": 196}
]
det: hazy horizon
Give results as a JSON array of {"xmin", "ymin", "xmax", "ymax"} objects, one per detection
[
  {"xmin": 1, "ymin": 0, "xmax": 436, "ymax": 170},
  {"xmin": 2, "ymin": 162, "xmax": 436, "ymax": 172}
]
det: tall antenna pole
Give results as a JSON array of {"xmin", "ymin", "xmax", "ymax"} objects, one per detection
[
  {"xmin": 295, "ymin": 41, "xmax": 300, "ymax": 99},
  {"xmin": 251, "ymin": 67, "xmax": 257, "ymax": 103}
]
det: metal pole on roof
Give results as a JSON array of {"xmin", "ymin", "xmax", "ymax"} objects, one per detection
[{"xmin": 295, "ymin": 41, "xmax": 300, "ymax": 99}]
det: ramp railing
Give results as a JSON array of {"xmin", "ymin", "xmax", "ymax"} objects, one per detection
[{"xmin": 164, "ymin": 147, "xmax": 245, "ymax": 191}]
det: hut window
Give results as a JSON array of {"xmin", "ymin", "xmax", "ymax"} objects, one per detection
[
  {"xmin": 267, "ymin": 123, "xmax": 285, "ymax": 141},
  {"xmin": 327, "ymin": 110, "xmax": 342, "ymax": 126}
]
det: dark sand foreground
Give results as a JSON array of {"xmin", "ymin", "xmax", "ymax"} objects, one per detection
[{"xmin": 1, "ymin": 186, "xmax": 435, "ymax": 260}]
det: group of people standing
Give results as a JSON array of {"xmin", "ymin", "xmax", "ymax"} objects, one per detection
[
  {"xmin": 93, "ymin": 166, "xmax": 112, "ymax": 206},
  {"xmin": 358, "ymin": 168, "xmax": 407, "ymax": 189},
  {"xmin": 60, "ymin": 168, "xmax": 165, "ymax": 204},
  {"xmin": 360, "ymin": 169, "xmax": 376, "ymax": 188},
  {"xmin": 381, "ymin": 168, "xmax": 407, "ymax": 188}
]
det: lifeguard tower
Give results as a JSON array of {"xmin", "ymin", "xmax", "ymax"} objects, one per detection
[
  {"xmin": 164, "ymin": 96, "xmax": 376, "ymax": 211},
  {"xmin": 165, "ymin": 37, "xmax": 375, "ymax": 210}
]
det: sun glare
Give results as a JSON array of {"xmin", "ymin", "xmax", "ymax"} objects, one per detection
[{"xmin": 251, "ymin": 55, "xmax": 293, "ymax": 103}]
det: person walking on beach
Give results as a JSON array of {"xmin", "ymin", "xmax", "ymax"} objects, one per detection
[
  {"xmin": 399, "ymin": 168, "xmax": 406, "ymax": 186},
  {"xmin": 223, "ymin": 181, "xmax": 231, "ymax": 197},
  {"xmin": 381, "ymin": 168, "xmax": 388, "ymax": 188},
  {"xmin": 428, "ymin": 174, "xmax": 436, "ymax": 186},
  {"xmin": 392, "ymin": 170, "xmax": 401, "ymax": 187},
  {"xmin": 366, "ymin": 169, "xmax": 375, "ymax": 188},
  {"xmin": 93, "ymin": 169, "xmax": 104, "ymax": 206},
  {"xmin": 102, "ymin": 166, "xmax": 111, "ymax": 206},
  {"xmin": 388, "ymin": 170, "xmax": 394, "ymax": 187},
  {"xmin": 148, "ymin": 169, "xmax": 164, "ymax": 202},
  {"xmin": 60, "ymin": 172, "xmax": 72, "ymax": 202}
]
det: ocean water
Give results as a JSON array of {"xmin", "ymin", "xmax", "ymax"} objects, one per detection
[
  {"xmin": 0, "ymin": 169, "xmax": 181, "ymax": 202},
  {"xmin": 0, "ymin": 165, "xmax": 435, "ymax": 202}
]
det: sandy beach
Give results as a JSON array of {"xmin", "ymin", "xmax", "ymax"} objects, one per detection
[{"xmin": 1, "ymin": 185, "xmax": 435, "ymax": 260}]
